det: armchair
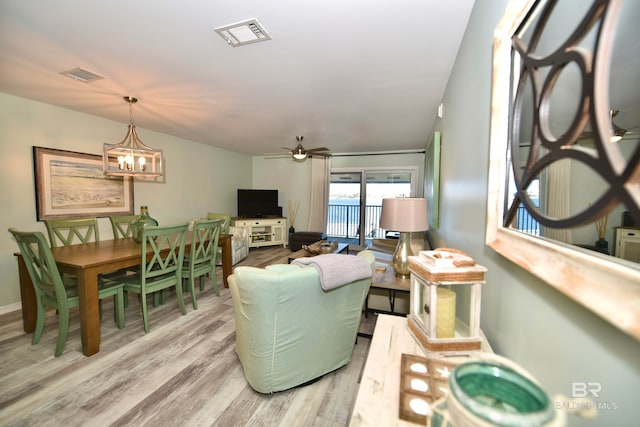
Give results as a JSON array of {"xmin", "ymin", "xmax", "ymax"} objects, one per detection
[
  {"xmin": 228, "ymin": 250, "xmax": 375, "ymax": 393},
  {"xmin": 207, "ymin": 211, "xmax": 249, "ymax": 265}
]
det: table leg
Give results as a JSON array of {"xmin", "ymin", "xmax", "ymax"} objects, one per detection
[
  {"xmin": 387, "ymin": 290, "xmax": 397, "ymax": 313},
  {"xmin": 222, "ymin": 236, "xmax": 232, "ymax": 288},
  {"xmin": 77, "ymin": 267, "xmax": 101, "ymax": 356},
  {"xmin": 15, "ymin": 254, "xmax": 36, "ymax": 333}
]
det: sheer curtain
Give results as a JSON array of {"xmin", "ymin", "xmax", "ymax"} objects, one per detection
[
  {"xmin": 543, "ymin": 160, "xmax": 572, "ymax": 243},
  {"xmin": 307, "ymin": 156, "xmax": 331, "ymax": 232}
]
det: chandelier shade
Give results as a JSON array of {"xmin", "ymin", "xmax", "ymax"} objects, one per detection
[{"xmin": 103, "ymin": 97, "xmax": 164, "ymax": 178}]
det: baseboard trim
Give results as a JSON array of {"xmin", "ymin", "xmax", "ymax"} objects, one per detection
[{"xmin": 0, "ymin": 302, "xmax": 21, "ymax": 316}]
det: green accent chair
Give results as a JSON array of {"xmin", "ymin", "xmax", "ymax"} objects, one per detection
[
  {"xmin": 182, "ymin": 218, "xmax": 224, "ymax": 309},
  {"xmin": 228, "ymin": 250, "xmax": 375, "ymax": 393},
  {"xmin": 44, "ymin": 217, "xmax": 99, "ymax": 247},
  {"xmin": 206, "ymin": 212, "xmax": 231, "ymax": 233},
  {"xmin": 109, "ymin": 215, "xmax": 139, "ymax": 238},
  {"xmin": 8, "ymin": 228, "xmax": 125, "ymax": 357},
  {"xmin": 206, "ymin": 213, "xmax": 231, "ymax": 263},
  {"xmin": 113, "ymin": 223, "xmax": 189, "ymax": 333}
]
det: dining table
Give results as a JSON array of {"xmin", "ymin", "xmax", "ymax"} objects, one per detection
[{"xmin": 13, "ymin": 233, "xmax": 232, "ymax": 357}]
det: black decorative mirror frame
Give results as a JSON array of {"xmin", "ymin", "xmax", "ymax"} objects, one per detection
[{"xmin": 486, "ymin": 0, "xmax": 640, "ymax": 340}]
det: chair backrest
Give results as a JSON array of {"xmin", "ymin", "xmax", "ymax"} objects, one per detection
[
  {"xmin": 206, "ymin": 212, "xmax": 231, "ymax": 234},
  {"xmin": 140, "ymin": 223, "xmax": 189, "ymax": 286},
  {"xmin": 8, "ymin": 228, "xmax": 68, "ymax": 306},
  {"xmin": 44, "ymin": 217, "xmax": 99, "ymax": 247},
  {"xmin": 188, "ymin": 219, "xmax": 224, "ymax": 271},
  {"xmin": 109, "ymin": 215, "xmax": 138, "ymax": 238}
]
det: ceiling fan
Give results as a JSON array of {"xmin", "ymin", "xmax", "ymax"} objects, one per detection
[
  {"xmin": 577, "ymin": 109, "xmax": 640, "ymax": 144},
  {"xmin": 279, "ymin": 136, "xmax": 331, "ymax": 161}
]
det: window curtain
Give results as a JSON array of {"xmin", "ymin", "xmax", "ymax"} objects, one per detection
[
  {"xmin": 543, "ymin": 160, "xmax": 572, "ymax": 243},
  {"xmin": 307, "ymin": 156, "xmax": 331, "ymax": 232}
]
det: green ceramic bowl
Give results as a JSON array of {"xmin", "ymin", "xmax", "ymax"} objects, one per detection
[{"xmin": 448, "ymin": 361, "xmax": 555, "ymax": 427}]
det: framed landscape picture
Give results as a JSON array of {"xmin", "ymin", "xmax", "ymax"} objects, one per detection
[{"xmin": 33, "ymin": 146, "xmax": 134, "ymax": 220}]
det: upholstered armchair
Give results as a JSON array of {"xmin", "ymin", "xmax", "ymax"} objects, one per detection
[
  {"xmin": 207, "ymin": 212, "xmax": 250, "ymax": 265},
  {"xmin": 228, "ymin": 250, "xmax": 375, "ymax": 393},
  {"xmin": 228, "ymin": 225, "xmax": 250, "ymax": 265}
]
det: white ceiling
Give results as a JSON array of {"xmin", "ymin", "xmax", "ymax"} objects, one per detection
[{"xmin": 0, "ymin": 0, "xmax": 476, "ymax": 156}]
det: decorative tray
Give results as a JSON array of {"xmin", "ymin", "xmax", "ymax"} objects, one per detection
[{"xmin": 419, "ymin": 249, "xmax": 476, "ymax": 268}]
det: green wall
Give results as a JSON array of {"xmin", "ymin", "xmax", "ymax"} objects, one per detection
[{"xmin": 434, "ymin": 1, "xmax": 640, "ymax": 425}]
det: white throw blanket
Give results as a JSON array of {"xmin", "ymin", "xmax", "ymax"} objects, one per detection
[{"xmin": 292, "ymin": 254, "xmax": 372, "ymax": 290}]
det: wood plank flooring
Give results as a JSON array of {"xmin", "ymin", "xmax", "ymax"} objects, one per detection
[{"xmin": 0, "ymin": 246, "xmax": 378, "ymax": 427}]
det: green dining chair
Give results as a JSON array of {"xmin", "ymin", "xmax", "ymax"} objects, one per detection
[
  {"xmin": 8, "ymin": 228, "xmax": 125, "ymax": 357},
  {"xmin": 109, "ymin": 215, "xmax": 138, "ymax": 238},
  {"xmin": 183, "ymin": 218, "xmax": 224, "ymax": 309},
  {"xmin": 113, "ymin": 223, "xmax": 189, "ymax": 333},
  {"xmin": 206, "ymin": 212, "xmax": 230, "ymax": 264},
  {"xmin": 44, "ymin": 217, "xmax": 99, "ymax": 247}
]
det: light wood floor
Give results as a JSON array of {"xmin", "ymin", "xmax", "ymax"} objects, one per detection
[{"xmin": 0, "ymin": 246, "xmax": 378, "ymax": 427}]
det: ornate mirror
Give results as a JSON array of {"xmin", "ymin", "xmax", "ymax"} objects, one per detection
[{"xmin": 487, "ymin": 0, "xmax": 640, "ymax": 340}]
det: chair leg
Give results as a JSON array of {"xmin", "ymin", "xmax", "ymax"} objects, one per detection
[
  {"xmin": 190, "ymin": 277, "xmax": 198, "ymax": 310},
  {"xmin": 141, "ymin": 293, "xmax": 150, "ymax": 333},
  {"xmin": 55, "ymin": 307, "xmax": 70, "ymax": 357},
  {"xmin": 32, "ymin": 305, "xmax": 47, "ymax": 345},
  {"xmin": 175, "ymin": 280, "xmax": 187, "ymax": 315},
  {"xmin": 114, "ymin": 290, "xmax": 125, "ymax": 329}
]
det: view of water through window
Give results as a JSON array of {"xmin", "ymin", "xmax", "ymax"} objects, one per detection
[{"xmin": 328, "ymin": 171, "xmax": 412, "ymax": 244}]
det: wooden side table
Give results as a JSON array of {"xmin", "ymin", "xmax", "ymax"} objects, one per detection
[
  {"xmin": 349, "ymin": 314, "xmax": 492, "ymax": 426},
  {"xmin": 365, "ymin": 260, "xmax": 411, "ymax": 316}
]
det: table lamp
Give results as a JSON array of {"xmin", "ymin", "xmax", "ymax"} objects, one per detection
[{"xmin": 379, "ymin": 197, "xmax": 429, "ymax": 277}]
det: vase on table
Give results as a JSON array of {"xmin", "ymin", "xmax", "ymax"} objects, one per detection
[{"xmin": 132, "ymin": 206, "xmax": 159, "ymax": 242}]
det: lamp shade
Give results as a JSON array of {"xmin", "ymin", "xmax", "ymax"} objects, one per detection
[{"xmin": 380, "ymin": 198, "xmax": 429, "ymax": 232}]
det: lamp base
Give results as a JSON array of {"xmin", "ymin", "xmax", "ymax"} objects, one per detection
[{"xmin": 392, "ymin": 231, "xmax": 414, "ymax": 277}]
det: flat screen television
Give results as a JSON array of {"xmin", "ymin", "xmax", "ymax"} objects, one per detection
[{"xmin": 237, "ymin": 189, "xmax": 280, "ymax": 218}]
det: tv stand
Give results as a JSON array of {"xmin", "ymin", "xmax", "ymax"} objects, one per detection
[{"xmin": 232, "ymin": 217, "xmax": 287, "ymax": 248}]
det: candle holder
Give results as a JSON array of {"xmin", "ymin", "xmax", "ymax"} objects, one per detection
[{"xmin": 408, "ymin": 250, "xmax": 486, "ymax": 352}]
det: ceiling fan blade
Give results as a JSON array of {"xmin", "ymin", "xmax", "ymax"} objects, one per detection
[
  {"xmin": 306, "ymin": 147, "xmax": 330, "ymax": 153},
  {"xmin": 264, "ymin": 154, "xmax": 292, "ymax": 159}
]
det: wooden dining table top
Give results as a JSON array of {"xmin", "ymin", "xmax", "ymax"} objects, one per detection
[{"xmin": 50, "ymin": 233, "xmax": 230, "ymax": 266}]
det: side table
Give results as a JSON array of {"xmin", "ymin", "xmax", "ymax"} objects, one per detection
[
  {"xmin": 349, "ymin": 314, "xmax": 492, "ymax": 426},
  {"xmin": 366, "ymin": 259, "xmax": 411, "ymax": 316}
]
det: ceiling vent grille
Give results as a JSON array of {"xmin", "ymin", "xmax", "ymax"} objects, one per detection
[
  {"xmin": 215, "ymin": 18, "xmax": 271, "ymax": 47},
  {"xmin": 60, "ymin": 67, "xmax": 104, "ymax": 83}
]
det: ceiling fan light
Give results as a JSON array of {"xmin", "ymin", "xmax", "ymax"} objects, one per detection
[{"xmin": 293, "ymin": 151, "xmax": 307, "ymax": 160}]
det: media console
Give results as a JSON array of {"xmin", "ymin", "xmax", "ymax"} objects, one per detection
[{"xmin": 232, "ymin": 217, "xmax": 287, "ymax": 248}]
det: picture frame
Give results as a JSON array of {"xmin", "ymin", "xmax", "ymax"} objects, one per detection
[{"xmin": 33, "ymin": 146, "xmax": 134, "ymax": 220}]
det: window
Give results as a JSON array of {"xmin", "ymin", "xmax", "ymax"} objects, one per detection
[{"xmin": 327, "ymin": 168, "xmax": 417, "ymax": 246}]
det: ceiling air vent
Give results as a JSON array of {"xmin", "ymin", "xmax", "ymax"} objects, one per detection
[
  {"xmin": 60, "ymin": 67, "xmax": 104, "ymax": 83},
  {"xmin": 215, "ymin": 18, "xmax": 271, "ymax": 47}
]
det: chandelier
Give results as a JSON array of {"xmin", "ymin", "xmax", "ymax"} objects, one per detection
[{"xmin": 103, "ymin": 96, "xmax": 164, "ymax": 178}]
